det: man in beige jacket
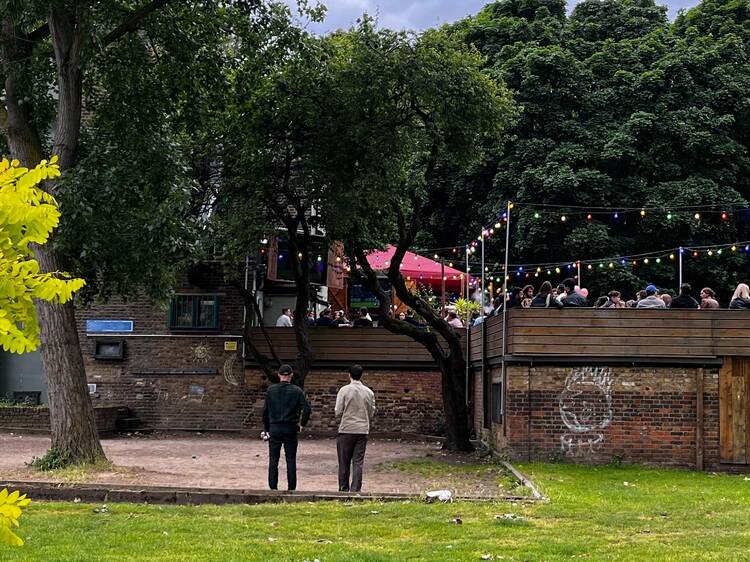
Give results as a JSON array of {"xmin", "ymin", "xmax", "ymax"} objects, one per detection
[{"xmin": 335, "ymin": 364, "xmax": 376, "ymax": 492}]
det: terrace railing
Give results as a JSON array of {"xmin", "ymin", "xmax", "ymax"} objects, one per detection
[{"xmin": 247, "ymin": 309, "xmax": 750, "ymax": 370}]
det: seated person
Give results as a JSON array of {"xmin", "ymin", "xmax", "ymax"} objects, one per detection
[
  {"xmin": 560, "ymin": 278, "xmax": 588, "ymax": 307},
  {"xmin": 670, "ymin": 284, "xmax": 699, "ymax": 309},
  {"xmin": 730, "ymin": 283, "xmax": 750, "ymax": 309},
  {"xmin": 275, "ymin": 308, "xmax": 293, "ymax": 327},
  {"xmin": 531, "ymin": 281, "xmax": 562, "ymax": 309},
  {"xmin": 332, "ymin": 310, "xmax": 351, "ymax": 327},
  {"xmin": 700, "ymin": 287, "xmax": 720, "ymax": 309},
  {"xmin": 352, "ymin": 307, "xmax": 374, "ymax": 327},
  {"xmin": 445, "ymin": 311, "xmax": 463, "ymax": 328},
  {"xmin": 636, "ymin": 285, "xmax": 666, "ymax": 308},
  {"xmin": 315, "ymin": 308, "xmax": 335, "ymax": 327},
  {"xmin": 305, "ymin": 310, "xmax": 316, "ymax": 327}
]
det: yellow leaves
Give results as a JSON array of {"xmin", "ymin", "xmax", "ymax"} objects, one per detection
[
  {"xmin": 0, "ymin": 488, "xmax": 30, "ymax": 546},
  {"xmin": 0, "ymin": 155, "xmax": 84, "ymax": 354}
]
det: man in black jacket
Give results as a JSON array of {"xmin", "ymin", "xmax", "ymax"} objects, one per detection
[
  {"xmin": 670, "ymin": 283, "xmax": 700, "ymax": 309},
  {"xmin": 561, "ymin": 278, "xmax": 589, "ymax": 307},
  {"xmin": 262, "ymin": 364, "xmax": 312, "ymax": 490}
]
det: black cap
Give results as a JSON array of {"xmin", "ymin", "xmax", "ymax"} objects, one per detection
[{"xmin": 278, "ymin": 364, "xmax": 293, "ymax": 376}]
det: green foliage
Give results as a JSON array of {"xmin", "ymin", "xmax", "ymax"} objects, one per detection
[
  {"xmin": 29, "ymin": 448, "xmax": 70, "ymax": 472},
  {"xmin": 0, "ymin": 488, "xmax": 30, "ymax": 547},
  {"xmin": 455, "ymin": 297, "xmax": 481, "ymax": 318},
  {"xmin": 318, "ymin": 19, "xmax": 516, "ymax": 257},
  {"xmin": 2, "ymin": 1, "xmax": 314, "ymax": 304},
  {"xmin": 0, "ymin": 157, "xmax": 85, "ymax": 353},
  {"xmin": 427, "ymin": 0, "xmax": 750, "ymax": 302}
]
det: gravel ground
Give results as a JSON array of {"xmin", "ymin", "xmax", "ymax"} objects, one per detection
[{"xmin": 0, "ymin": 431, "xmax": 501, "ymax": 494}]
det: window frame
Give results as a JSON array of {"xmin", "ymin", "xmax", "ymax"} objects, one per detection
[{"xmin": 168, "ymin": 294, "xmax": 220, "ymax": 331}]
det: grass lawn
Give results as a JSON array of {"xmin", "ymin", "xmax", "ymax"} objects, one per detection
[{"xmin": 4, "ymin": 462, "xmax": 750, "ymax": 561}]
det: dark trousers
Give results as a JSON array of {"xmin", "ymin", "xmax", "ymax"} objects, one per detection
[
  {"xmin": 268, "ymin": 423, "xmax": 299, "ymax": 490},
  {"xmin": 337, "ymin": 433, "xmax": 368, "ymax": 492}
]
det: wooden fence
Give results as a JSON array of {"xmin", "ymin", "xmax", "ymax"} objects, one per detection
[
  {"xmin": 246, "ymin": 327, "xmax": 437, "ymax": 368},
  {"xmin": 471, "ymin": 309, "xmax": 750, "ymax": 360},
  {"xmin": 248, "ymin": 309, "xmax": 750, "ymax": 369}
]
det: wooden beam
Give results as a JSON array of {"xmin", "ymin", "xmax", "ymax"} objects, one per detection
[{"xmin": 696, "ymin": 367, "xmax": 704, "ymax": 471}]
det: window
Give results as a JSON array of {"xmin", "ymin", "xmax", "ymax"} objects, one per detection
[
  {"xmin": 94, "ymin": 339, "xmax": 125, "ymax": 360},
  {"xmin": 169, "ymin": 295, "xmax": 219, "ymax": 330}
]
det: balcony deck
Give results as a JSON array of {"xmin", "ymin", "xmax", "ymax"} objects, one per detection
[{"xmin": 246, "ymin": 309, "xmax": 750, "ymax": 369}]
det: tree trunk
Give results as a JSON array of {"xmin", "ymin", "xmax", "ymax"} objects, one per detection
[
  {"xmin": 287, "ymin": 229, "xmax": 314, "ymax": 388},
  {"xmin": 1, "ymin": 13, "xmax": 105, "ymax": 464},
  {"xmin": 351, "ymin": 245, "xmax": 473, "ymax": 451},
  {"xmin": 439, "ymin": 340, "xmax": 473, "ymax": 452},
  {"xmin": 36, "ymin": 247, "xmax": 105, "ymax": 462}
]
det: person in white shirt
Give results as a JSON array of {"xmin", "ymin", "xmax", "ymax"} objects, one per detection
[
  {"xmin": 275, "ymin": 308, "xmax": 293, "ymax": 327},
  {"xmin": 636, "ymin": 285, "xmax": 666, "ymax": 309},
  {"xmin": 446, "ymin": 311, "xmax": 464, "ymax": 328},
  {"xmin": 334, "ymin": 364, "xmax": 376, "ymax": 492}
]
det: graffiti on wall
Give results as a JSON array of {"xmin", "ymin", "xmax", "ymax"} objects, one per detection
[{"xmin": 559, "ymin": 367, "xmax": 613, "ymax": 458}]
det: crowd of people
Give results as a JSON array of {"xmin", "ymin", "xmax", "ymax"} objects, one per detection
[
  {"xmin": 276, "ymin": 306, "xmax": 378, "ymax": 328},
  {"xmin": 466, "ymin": 279, "xmax": 750, "ymax": 327},
  {"xmin": 275, "ymin": 280, "xmax": 750, "ymax": 330}
]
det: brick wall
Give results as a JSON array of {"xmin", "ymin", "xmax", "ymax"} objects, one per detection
[
  {"xmin": 474, "ymin": 364, "xmax": 720, "ymax": 469},
  {"xmin": 86, "ymin": 367, "xmax": 442, "ymax": 434},
  {"xmin": 77, "ymin": 275, "xmax": 444, "ymax": 435},
  {"xmin": 0, "ymin": 405, "xmax": 121, "ymax": 434}
]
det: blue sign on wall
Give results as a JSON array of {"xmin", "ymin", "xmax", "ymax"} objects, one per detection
[{"xmin": 85, "ymin": 320, "xmax": 134, "ymax": 333}]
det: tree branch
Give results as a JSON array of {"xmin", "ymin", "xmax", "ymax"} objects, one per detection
[
  {"xmin": 101, "ymin": 0, "xmax": 172, "ymax": 47},
  {"xmin": 350, "ymin": 242, "xmax": 447, "ymax": 363}
]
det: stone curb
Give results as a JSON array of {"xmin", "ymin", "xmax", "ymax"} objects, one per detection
[
  {"xmin": 501, "ymin": 461, "xmax": 547, "ymax": 501},
  {"xmin": 0, "ymin": 480, "xmax": 534, "ymax": 506}
]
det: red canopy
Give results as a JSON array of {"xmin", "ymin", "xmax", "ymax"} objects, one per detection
[{"xmin": 366, "ymin": 246, "xmax": 469, "ymax": 292}]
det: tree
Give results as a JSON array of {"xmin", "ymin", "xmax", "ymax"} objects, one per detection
[
  {"xmin": 213, "ymin": 20, "xmax": 325, "ymax": 386},
  {"xmin": 0, "ymin": 1, "xmax": 305, "ymax": 463},
  {"xmin": 424, "ymin": 0, "xmax": 750, "ymax": 302},
  {"xmin": 319, "ymin": 22, "xmax": 515, "ymax": 450},
  {"xmin": 0, "ymin": 156, "xmax": 84, "ymax": 353}
]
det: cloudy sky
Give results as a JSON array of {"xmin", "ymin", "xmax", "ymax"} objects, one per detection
[{"xmin": 285, "ymin": 0, "xmax": 700, "ymax": 34}]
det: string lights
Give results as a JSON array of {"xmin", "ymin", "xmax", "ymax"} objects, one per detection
[{"xmin": 260, "ymin": 200, "xmax": 750, "ymax": 292}]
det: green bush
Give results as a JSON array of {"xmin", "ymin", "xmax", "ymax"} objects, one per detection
[{"xmin": 30, "ymin": 448, "xmax": 70, "ymax": 471}]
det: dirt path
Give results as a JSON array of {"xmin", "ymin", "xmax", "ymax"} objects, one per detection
[{"xmin": 0, "ymin": 432, "xmax": 493, "ymax": 494}]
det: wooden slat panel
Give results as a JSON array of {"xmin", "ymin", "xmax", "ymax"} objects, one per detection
[
  {"xmin": 251, "ymin": 311, "xmax": 750, "ymax": 366},
  {"xmin": 246, "ymin": 327, "xmax": 437, "ymax": 364},
  {"xmin": 720, "ymin": 359, "xmax": 733, "ymax": 463},
  {"xmin": 508, "ymin": 344, "xmax": 716, "ymax": 356},
  {"xmin": 732, "ymin": 361, "xmax": 747, "ymax": 463}
]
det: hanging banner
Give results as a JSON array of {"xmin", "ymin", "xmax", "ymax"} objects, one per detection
[
  {"xmin": 266, "ymin": 236, "xmax": 278, "ymax": 281},
  {"xmin": 327, "ymin": 241, "xmax": 345, "ymax": 289}
]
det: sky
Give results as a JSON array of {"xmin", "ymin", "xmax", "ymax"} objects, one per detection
[{"xmin": 285, "ymin": 0, "xmax": 701, "ymax": 34}]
